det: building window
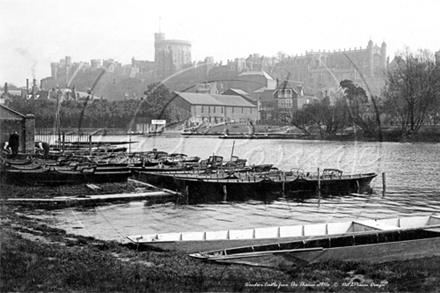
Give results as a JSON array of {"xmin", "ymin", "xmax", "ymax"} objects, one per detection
[
  {"xmin": 202, "ymin": 106, "xmax": 204, "ymax": 113},
  {"xmin": 242, "ymin": 107, "xmax": 244, "ymax": 113},
  {"xmin": 232, "ymin": 107, "xmax": 234, "ymax": 113},
  {"xmin": 279, "ymin": 89, "xmax": 293, "ymax": 98},
  {"xmin": 221, "ymin": 107, "xmax": 224, "ymax": 113},
  {"xmin": 213, "ymin": 106, "xmax": 216, "ymax": 113},
  {"xmin": 208, "ymin": 106, "xmax": 210, "ymax": 113},
  {"xmin": 250, "ymin": 107, "xmax": 252, "ymax": 114}
]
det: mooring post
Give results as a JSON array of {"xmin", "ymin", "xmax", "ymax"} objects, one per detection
[
  {"xmin": 382, "ymin": 172, "xmax": 386, "ymax": 197},
  {"xmin": 89, "ymin": 135, "xmax": 92, "ymax": 156},
  {"xmin": 223, "ymin": 185, "xmax": 227, "ymax": 202},
  {"xmin": 317, "ymin": 167, "xmax": 321, "ymax": 203},
  {"xmin": 62, "ymin": 132, "xmax": 65, "ymax": 154}
]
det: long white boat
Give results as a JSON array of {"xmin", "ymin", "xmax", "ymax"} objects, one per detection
[
  {"xmin": 126, "ymin": 214, "xmax": 440, "ymax": 253},
  {"xmin": 189, "ymin": 215, "xmax": 440, "ymax": 267}
]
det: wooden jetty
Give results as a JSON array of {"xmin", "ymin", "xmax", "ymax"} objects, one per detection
[{"xmin": 4, "ymin": 180, "xmax": 179, "ymax": 208}]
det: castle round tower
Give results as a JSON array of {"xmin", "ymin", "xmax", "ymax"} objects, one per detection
[{"xmin": 154, "ymin": 32, "xmax": 191, "ymax": 79}]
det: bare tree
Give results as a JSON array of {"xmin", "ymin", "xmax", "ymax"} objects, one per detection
[
  {"xmin": 383, "ymin": 48, "xmax": 440, "ymax": 136},
  {"xmin": 340, "ymin": 79, "xmax": 382, "ymax": 140}
]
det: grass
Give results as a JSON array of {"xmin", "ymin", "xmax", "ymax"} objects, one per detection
[
  {"xmin": 1, "ymin": 204, "xmax": 439, "ymax": 292},
  {"xmin": 1, "ymin": 182, "xmax": 439, "ymax": 292},
  {"xmin": 0, "ymin": 181, "xmax": 153, "ymax": 199}
]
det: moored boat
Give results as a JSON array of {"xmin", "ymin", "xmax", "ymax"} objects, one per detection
[
  {"xmin": 127, "ymin": 215, "xmax": 440, "ymax": 253},
  {"xmin": 133, "ymin": 168, "xmax": 377, "ymax": 203},
  {"xmin": 2, "ymin": 165, "xmax": 131, "ymax": 185}
]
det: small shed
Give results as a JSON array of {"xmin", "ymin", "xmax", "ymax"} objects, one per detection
[{"xmin": 0, "ymin": 105, "xmax": 35, "ymax": 154}]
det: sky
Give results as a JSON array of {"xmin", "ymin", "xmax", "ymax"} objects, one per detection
[{"xmin": 1, "ymin": 0, "xmax": 440, "ymax": 87}]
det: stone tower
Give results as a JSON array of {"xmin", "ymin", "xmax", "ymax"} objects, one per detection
[
  {"xmin": 367, "ymin": 40, "xmax": 374, "ymax": 77},
  {"xmin": 381, "ymin": 41, "xmax": 387, "ymax": 69}
]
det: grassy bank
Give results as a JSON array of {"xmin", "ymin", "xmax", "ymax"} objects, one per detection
[{"xmin": 1, "ymin": 202, "xmax": 439, "ymax": 292}]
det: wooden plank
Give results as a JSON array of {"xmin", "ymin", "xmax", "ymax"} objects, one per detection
[
  {"xmin": 128, "ymin": 178, "xmax": 180, "ymax": 195},
  {"xmin": 6, "ymin": 191, "xmax": 176, "ymax": 204}
]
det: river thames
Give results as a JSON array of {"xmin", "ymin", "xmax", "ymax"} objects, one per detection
[{"xmin": 29, "ymin": 135, "xmax": 440, "ymax": 243}]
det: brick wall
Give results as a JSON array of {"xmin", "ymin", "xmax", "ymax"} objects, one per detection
[{"xmin": 24, "ymin": 114, "xmax": 35, "ymax": 154}]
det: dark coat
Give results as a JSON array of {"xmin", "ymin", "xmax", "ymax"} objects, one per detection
[{"xmin": 8, "ymin": 133, "xmax": 19, "ymax": 148}]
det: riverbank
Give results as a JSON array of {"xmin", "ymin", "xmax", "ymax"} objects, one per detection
[
  {"xmin": 35, "ymin": 124, "xmax": 440, "ymax": 143},
  {"xmin": 185, "ymin": 124, "xmax": 440, "ymax": 143},
  {"xmin": 1, "ymin": 186, "xmax": 440, "ymax": 292}
]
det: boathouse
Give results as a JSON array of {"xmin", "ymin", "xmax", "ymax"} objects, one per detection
[
  {"xmin": 0, "ymin": 105, "xmax": 35, "ymax": 154},
  {"xmin": 172, "ymin": 92, "xmax": 257, "ymax": 124}
]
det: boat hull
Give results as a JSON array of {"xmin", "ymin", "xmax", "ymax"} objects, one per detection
[
  {"xmin": 285, "ymin": 234, "xmax": 440, "ymax": 264},
  {"xmin": 128, "ymin": 215, "xmax": 440, "ymax": 254},
  {"xmin": 190, "ymin": 226, "xmax": 440, "ymax": 267},
  {"xmin": 133, "ymin": 171, "xmax": 377, "ymax": 203},
  {"xmin": 2, "ymin": 167, "xmax": 130, "ymax": 185}
]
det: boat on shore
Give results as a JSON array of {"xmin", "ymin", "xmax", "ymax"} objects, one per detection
[
  {"xmin": 1, "ymin": 163, "xmax": 131, "ymax": 185},
  {"xmin": 188, "ymin": 214, "xmax": 440, "ymax": 267},
  {"xmin": 127, "ymin": 214, "xmax": 440, "ymax": 254}
]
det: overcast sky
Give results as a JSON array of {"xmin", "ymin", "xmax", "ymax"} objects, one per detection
[{"xmin": 1, "ymin": 0, "xmax": 440, "ymax": 87}]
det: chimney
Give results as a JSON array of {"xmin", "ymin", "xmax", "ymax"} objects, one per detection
[
  {"xmin": 33, "ymin": 79, "xmax": 37, "ymax": 94},
  {"xmin": 26, "ymin": 79, "xmax": 29, "ymax": 93},
  {"xmin": 40, "ymin": 79, "xmax": 44, "ymax": 90}
]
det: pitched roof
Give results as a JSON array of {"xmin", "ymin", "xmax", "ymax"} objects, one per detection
[
  {"xmin": 211, "ymin": 94, "xmax": 256, "ymax": 107},
  {"xmin": 254, "ymin": 86, "xmax": 268, "ymax": 93},
  {"xmin": 226, "ymin": 88, "xmax": 249, "ymax": 96},
  {"xmin": 238, "ymin": 71, "xmax": 274, "ymax": 80},
  {"xmin": 0, "ymin": 105, "xmax": 26, "ymax": 120},
  {"xmin": 277, "ymin": 80, "xmax": 302, "ymax": 90},
  {"xmin": 174, "ymin": 92, "xmax": 256, "ymax": 107}
]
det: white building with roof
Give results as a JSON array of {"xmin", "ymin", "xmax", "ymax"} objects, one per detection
[{"xmin": 172, "ymin": 92, "xmax": 257, "ymax": 124}]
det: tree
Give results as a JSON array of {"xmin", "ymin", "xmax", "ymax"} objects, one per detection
[
  {"xmin": 139, "ymin": 82, "xmax": 174, "ymax": 120},
  {"xmin": 383, "ymin": 48, "xmax": 440, "ymax": 136},
  {"xmin": 340, "ymin": 79, "xmax": 382, "ymax": 139}
]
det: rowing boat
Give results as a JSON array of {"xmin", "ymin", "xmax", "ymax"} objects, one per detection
[
  {"xmin": 187, "ymin": 214, "xmax": 440, "ymax": 267},
  {"xmin": 2, "ymin": 165, "xmax": 131, "ymax": 185},
  {"xmin": 127, "ymin": 214, "xmax": 440, "ymax": 253},
  {"xmin": 132, "ymin": 168, "xmax": 377, "ymax": 203}
]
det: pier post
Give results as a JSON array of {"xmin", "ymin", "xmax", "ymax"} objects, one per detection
[
  {"xmin": 89, "ymin": 135, "xmax": 92, "ymax": 156},
  {"xmin": 185, "ymin": 186, "xmax": 189, "ymax": 205},
  {"xmin": 223, "ymin": 185, "xmax": 228, "ymax": 202},
  {"xmin": 317, "ymin": 168, "xmax": 321, "ymax": 203},
  {"xmin": 62, "ymin": 132, "xmax": 65, "ymax": 154},
  {"xmin": 382, "ymin": 172, "xmax": 386, "ymax": 196}
]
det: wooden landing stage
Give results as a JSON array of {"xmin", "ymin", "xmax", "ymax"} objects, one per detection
[{"xmin": 4, "ymin": 180, "xmax": 179, "ymax": 208}]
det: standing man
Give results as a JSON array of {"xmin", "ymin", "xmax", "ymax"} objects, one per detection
[{"xmin": 8, "ymin": 131, "xmax": 19, "ymax": 157}]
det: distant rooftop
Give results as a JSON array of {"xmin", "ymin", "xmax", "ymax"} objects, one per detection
[
  {"xmin": 174, "ymin": 92, "xmax": 256, "ymax": 107},
  {"xmin": 238, "ymin": 71, "xmax": 274, "ymax": 80}
]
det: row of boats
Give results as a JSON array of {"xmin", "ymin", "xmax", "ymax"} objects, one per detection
[
  {"xmin": 4, "ymin": 146, "xmax": 437, "ymax": 267},
  {"xmin": 1, "ymin": 149, "xmax": 377, "ymax": 203}
]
